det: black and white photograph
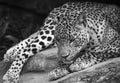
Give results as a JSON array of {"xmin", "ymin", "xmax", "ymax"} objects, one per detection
[{"xmin": 0, "ymin": 0, "xmax": 120, "ymax": 83}]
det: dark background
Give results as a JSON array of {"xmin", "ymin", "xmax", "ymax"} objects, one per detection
[{"xmin": 0, "ymin": 0, "xmax": 119, "ymax": 61}]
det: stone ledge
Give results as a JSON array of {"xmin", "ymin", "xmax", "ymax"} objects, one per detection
[
  {"xmin": 58, "ymin": 57, "xmax": 120, "ymax": 83},
  {"xmin": 1, "ymin": 47, "xmax": 120, "ymax": 83},
  {"xmin": 0, "ymin": 47, "xmax": 58, "ymax": 83}
]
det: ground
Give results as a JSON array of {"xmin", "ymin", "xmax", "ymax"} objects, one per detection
[{"xmin": 20, "ymin": 73, "xmax": 52, "ymax": 83}]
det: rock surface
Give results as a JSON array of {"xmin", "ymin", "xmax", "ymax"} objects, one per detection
[
  {"xmin": 1, "ymin": 46, "xmax": 120, "ymax": 83},
  {"xmin": 0, "ymin": 47, "xmax": 59, "ymax": 83},
  {"xmin": 22, "ymin": 47, "xmax": 58, "ymax": 73},
  {"xmin": 58, "ymin": 58, "xmax": 120, "ymax": 83}
]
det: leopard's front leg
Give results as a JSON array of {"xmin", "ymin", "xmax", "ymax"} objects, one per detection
[
  {"xmin": 48, "ymin": 66, "xmax": 70, "ymax": 81},
  {"xmin": 69, "ymin": 50, "xmax": 120, "ymax": 72},
  {"xmin": 69, "ymin": 52, "xmax": 100, "ymax": 71}
]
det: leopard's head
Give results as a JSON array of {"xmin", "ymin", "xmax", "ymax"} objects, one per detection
[{"xmin": 55, "ymin": 14, "xmax": 89, "ymax": 64}]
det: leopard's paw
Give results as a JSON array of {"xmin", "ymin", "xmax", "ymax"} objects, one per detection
[
  {"xmin": 3, "ymin": 54, "xmax": 11, "ymax": 62},
  {"xmin": 48, "ymin": 67, "xmax": 69, "ymax": 81},
  {"xmin": 3, "ymin": 53, "xmax": 16, "ymax": 62},
  {"xmin": 3, "ymin": 72, "xmax": 19, "ymax": 83},
  {"xmin": 69, "ymin": 58, "xmax": 86, "ymax": 72}
]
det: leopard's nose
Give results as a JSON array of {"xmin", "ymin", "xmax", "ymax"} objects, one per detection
[
  {"xmin": 60, "ymin": 56, "xmax": 73, "ymax": 64},
  {"xmin": 61, "ymin": 54, "xmax": 70, "ymax": 61}
]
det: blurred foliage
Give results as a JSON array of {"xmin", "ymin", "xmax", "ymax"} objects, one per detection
[{"xmin": 0, "ymin": 5, "xmax": 47, "ymax": 61}]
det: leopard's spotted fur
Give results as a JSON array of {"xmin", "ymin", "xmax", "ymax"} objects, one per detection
[{"xmin": 3, "ymin": 2, "xmax": 120, "ymax": 82}]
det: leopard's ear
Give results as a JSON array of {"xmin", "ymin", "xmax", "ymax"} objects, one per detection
[
  {"xmin": 78, "ymin": 14, "xmax": 86, "ymax": 24},
  {"xmin": 74, "ymin": 14, "xmax": 87, "ymax": 30}
]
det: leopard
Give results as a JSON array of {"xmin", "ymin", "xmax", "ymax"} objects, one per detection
[{"xmin": 2, "ymin": 1, "xmax": 120, "ymax": 83}]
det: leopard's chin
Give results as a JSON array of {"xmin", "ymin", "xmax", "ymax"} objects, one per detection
[{"xmin": 58, "ymin": 58, "xmax": 73, "ymax": 66}]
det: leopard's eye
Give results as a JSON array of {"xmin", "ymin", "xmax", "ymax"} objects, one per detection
[
  {"xmin": 69, "ymin": 38, "xmax": 75, "ymax": 43},
  {"xmin": 56, "ymin": 16, "xmax": 61, "ymax": 22},
  {"xmin": 69, "ymin": 35, "xmax": 75, "ymax": 43}
]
